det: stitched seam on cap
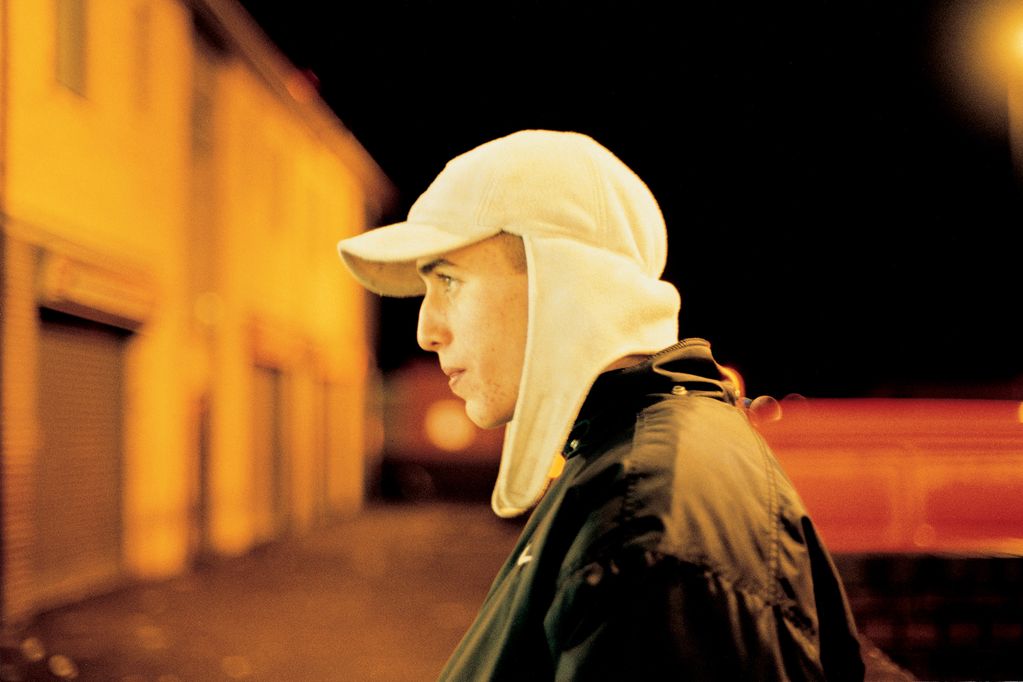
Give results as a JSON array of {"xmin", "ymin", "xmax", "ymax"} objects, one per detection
[
  {"xmin": 581, "ymin": 145, "xmax": 607, "ymax": 247},
  {"xmin": 472, "ymin": 160, "xmax": 501, "ymax": 231}
]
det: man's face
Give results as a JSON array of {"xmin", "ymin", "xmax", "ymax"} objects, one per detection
[{"xmin": 416, "ymin": 234, "xmax": 528, "ymax": 429}]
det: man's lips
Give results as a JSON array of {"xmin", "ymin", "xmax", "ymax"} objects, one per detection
[{"xmin": 445, "ymin": 368, "xmax": 465, "ymax": 389}]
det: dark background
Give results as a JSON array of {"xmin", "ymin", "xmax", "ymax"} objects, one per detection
[{"xmin": 238, "ymin": 0, "xmax": 1022, "ymax": 399}]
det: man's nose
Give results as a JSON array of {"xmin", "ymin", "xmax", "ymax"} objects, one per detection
[{"xmin": 416, "ymin": 296, "xmax": 449, "ymax": 351}]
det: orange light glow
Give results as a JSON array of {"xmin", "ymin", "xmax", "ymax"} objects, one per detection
[
  {"xmin": 934, "ymin": 1, "xmax": 1023, "ymax": 136},
  {"xmin": 547, "ymin": 454, "xmax": 566, "ymax": 479},
  {"xmin": 718, "ymin": 364, "xmax": 745, "ymax": 400},
  {"xmin": 384, "ymin": 359, "xmax": 503, "ymax": 464},
  {"xmin": 758, "ymin": 399, "xmax": 1023, "ymax": 555},
  {"xmin": 285, "ymin": 69, "xmax": 318, "ymax": 103},
  {"xmin": 424, "ymin": 399, "xmax": 477, "ymax": 451}
]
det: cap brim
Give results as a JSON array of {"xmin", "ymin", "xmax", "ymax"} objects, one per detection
[{"xmin": 337, "ymin": 221, "xmax": 496, "ymax": 297}]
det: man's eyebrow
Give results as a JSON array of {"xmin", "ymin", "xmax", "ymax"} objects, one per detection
[{"xmin": 416, "ymin": 258, "xmax": 453, "ymax": 276}]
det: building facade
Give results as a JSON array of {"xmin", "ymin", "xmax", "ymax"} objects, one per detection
[{"xmin": 0, "ymin": 0, "xmax": 394, "ymax": 627}]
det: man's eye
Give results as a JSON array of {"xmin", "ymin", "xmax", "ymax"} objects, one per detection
[{"xmin": 438, "ymin": 274, "xmax": 457, "ymax": 290}]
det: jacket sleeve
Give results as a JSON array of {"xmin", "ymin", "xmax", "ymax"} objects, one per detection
[{"xmin": 543, "ymin": 550, "xmax": 839, "ymax": 681}]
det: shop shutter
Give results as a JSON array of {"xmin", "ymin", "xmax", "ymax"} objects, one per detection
[
  {"xmin": 252, "ymin": 365, "xmax": 288, "ymax": 542},
  {"xmin": 34, "ymin": 309, "xmax": 127, "ymax": 608}
]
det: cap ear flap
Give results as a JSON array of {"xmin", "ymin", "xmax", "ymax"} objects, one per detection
[{"xmin": 491, "ymin": 234, "xmax": 680, "ymax": 517}]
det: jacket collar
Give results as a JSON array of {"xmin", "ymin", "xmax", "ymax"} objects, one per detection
[{"xmin": 564, "ymin": 338, "xmax": 738, "ymax": 458}]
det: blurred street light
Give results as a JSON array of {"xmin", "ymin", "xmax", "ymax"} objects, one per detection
[
  {"xmin": 933, "ymin": 1, "xmax": 1023, "ymax": 180},
  {"xmin": 1009, "ymin": 21, "xmax": 1023, "ymax": 180}
]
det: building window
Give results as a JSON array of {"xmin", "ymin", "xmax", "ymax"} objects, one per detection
[
  {"xmin": 190, "ymin": 20, "xmax": 221, "ymax": 157},
  {"xmin": 133, "ymin": 2, "xmax": 152, "ymax": 108},
  {"xmin": 55, "ymin": 0, "xmax": 87, "ymax": 95}
]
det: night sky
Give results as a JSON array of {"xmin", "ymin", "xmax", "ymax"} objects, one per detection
[{"xmin": 238, "ymin": 0, "xmax": 1022, "ymax": 400}]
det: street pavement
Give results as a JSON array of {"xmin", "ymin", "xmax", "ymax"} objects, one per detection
[{"xmin": 2, "ymin": 501, "xmax": 913, "ymax": 681}]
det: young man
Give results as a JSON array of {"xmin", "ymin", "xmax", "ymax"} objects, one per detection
[{"xmin": 338, "ymin": 130, "xmax": 865, "ymax": 680}]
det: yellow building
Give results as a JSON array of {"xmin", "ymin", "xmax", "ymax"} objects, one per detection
[{"xmin": 0, "ymin": 0, "xmax": 395, "ymax": 627}]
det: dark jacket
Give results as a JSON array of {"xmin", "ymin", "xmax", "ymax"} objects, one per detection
[{"xmin": 439, "ymin": 339, "xmax": 865, "ymax": 681}]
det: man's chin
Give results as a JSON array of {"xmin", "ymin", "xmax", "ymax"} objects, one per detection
[{"xmin": 465, "ymin": 403, "xmax": 512, "ymax": 430}]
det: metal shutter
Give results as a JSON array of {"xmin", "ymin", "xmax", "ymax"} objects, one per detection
[
  {"xmin": 252, "ymin": 366, "xmax": 288, "ymax": 542},
  {"xmin": 34, "ymin": 309, "xmax": 127, "ymax": 608}
]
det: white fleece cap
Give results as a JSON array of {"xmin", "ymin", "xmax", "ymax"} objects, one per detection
[{"xmin": 338, "ymin": 130, "xmax": 681, "ymax": 517}]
